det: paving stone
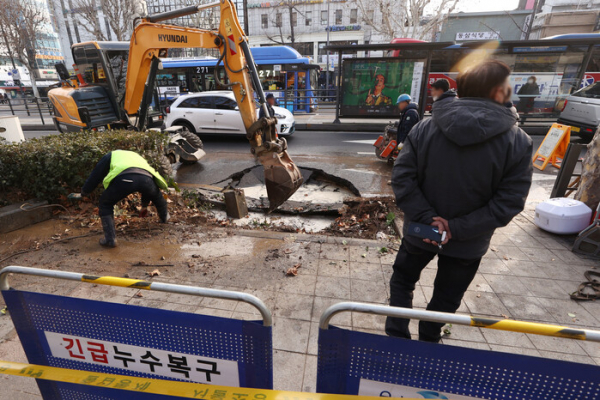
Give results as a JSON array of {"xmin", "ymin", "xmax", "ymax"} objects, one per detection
[
  {"xmin": 488, "ymin": 344, "xmax": 542, "ymax": 357},
  {"xmin": 517, "ymin": 277, "xmax": 570, "ymax": 299},
  {"xmin": 350, "ymin": 278, "xmax": 388, "ymax": 304},
  {"xmin": 462, "ymin": 292, "xmax": 511, "ymax": 317},
  {"xmin": 551, "ymin": 249, "xmax": 599, "ymax": 266},
  {"xmin": 307, "ymin": 322, "xmax": 319, "ymax": 356},
  {"xmin": 535, "ymin": 297, "xmax": 599, "ymax": 327},
  {"xmin": 273, "ymin": 350, "xmax": 306, "ymax": 391},
  {"xmin": 311, "ymin": 296, "xmax": 352, "ymax": 326},
  {"xmin": 318, "ymin": 259, "xmax": 350, "ymax": 278},
  {"xmin": 538, "ymin": 350, "xmax": 597, "ymax": 365},
  {"xmin": 352, "ymin": 312, "xmax": 386, "ymax": 331},
  {"xmin": 440, "ymin": 339, "xmax": 491, "ymax": 350},
  {"xmin": 302, "ymin": 354, "xmax": 318, "ymax": 392},
  {"xmin": 468, "ymin": 274, "xmax": 493, "ymax": 293},
  {"xmin": 419, "ymin": 266, "xmax": 437, "ymax": 287},
  {"xmin": 478, "ymin": 258, "xmax": 511, "ymax": 275},
  {"xmin": 198, "ymin": 286, "xmax": 241, "ymax": 311},
  {"xmin": 441, "ymin": 324, "xmax": 486, "ymax": 343},
  {"xmin": 502, "ymin": 260, "xmax": 549, "ymax": 278},
  {"xmin": 521, "ymin": 247, "xmax": 560, "ymax": 263},
  {"xmin": 315, "ymin": 276, "xmax": 351, "ymax": 299},
  {"xmin": 493, "ymin": 245, "xmax": 531, "ymax": 261},
  {"xmin": 481, "ymin": 329, "xmax": 536, "ymax": 348},
  {"xmin": 483, "ymin": 274, "xmax": 531, "ymax": 295},
  {"xmin": 350, "ymin": 261, "xmax": 384, "ymax": 282},
  {"xmin": 507, "ymin": 235, "xmax": 546, "ymax": 249},
  {"xmin": 527, "ymin": 333, "xmax": 588, "ymax": 356},
  {"xmin": 497, "ymin": 294, "xmax": 555, "ymax": 322},
  {"xmin": 194, "ymin": 307, "xmax": 233, "ymax": 319},
  {"xmin": 319, "ymin": 243, "xmax": 349, "ymax": 261},
  {"xmin": 348, "ymin": 245, "xmax": 380, "ymax": 262},
  {"xmin": 577, "ymin": 339, "xmax": 600, "ymax": 358},
  {"xmin": 490, "ymin": 233, "xmax": 514, "ymax": 246},
  {"xmin": 534, "ymin": 236, "xmax": 571, "ymax": 250},
  {"xmin": 273, "ymin": 292, "xmax": 314, "ymax": 321},
  {"xmin": 272, "ymin": 317, "xmax": 311, "ymax": 353},
  {"xmin": 541, "ymin": 262, "xmax": 586, "ymax": 281},
  {"xmin": 276, "ymin": 274, "xmax": 317, "ymax": 296},
  {"xmin": 420, "ymin": 286, "xmax": 469, "ymax": 313}
]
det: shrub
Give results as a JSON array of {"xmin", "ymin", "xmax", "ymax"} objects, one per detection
[{"xmin": 0, "ymin": 129, "xmax": 169, "ymax": 201}]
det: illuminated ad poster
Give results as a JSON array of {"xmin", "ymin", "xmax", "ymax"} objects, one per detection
[{"xmin": 340, "ymin": 58, "xmax": 425, "ymax": 117}]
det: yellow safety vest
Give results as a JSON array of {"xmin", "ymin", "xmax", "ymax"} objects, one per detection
[{"xmin": 102, "ymin": 150, "xmax": 168, "ymax": 191}]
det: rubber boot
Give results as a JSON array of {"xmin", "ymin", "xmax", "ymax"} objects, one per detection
[
  {"xmin": 160, "ymin": 211, "xmax": 170, "ymax": 224},
  {"xmin": 99, "ymin": 215, "xmax": 117, "ymax": 248}
]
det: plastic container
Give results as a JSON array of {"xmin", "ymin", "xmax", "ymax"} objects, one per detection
[
  {"xmin": 534, "ymin": 198, "xmax": 592, "ymax": 235},
  {"xmin": 0, "ymin": 116, "xmax": 24, "ymax": 142}
]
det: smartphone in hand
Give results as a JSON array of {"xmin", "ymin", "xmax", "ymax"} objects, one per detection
[{"xmin": 407, "ymin": 222, "xmax": 446, "ymax": 243}]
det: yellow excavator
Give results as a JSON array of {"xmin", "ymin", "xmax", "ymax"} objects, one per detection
[{"xmin": 48, "ymin": 0, "xmax": 303, "ymax": 210}]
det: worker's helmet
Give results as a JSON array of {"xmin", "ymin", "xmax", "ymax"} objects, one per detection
[{"xmin": 396, "ymin": 94, "xmax": 411, "ymax": 105}]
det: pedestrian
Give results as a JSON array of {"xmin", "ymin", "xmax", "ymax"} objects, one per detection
[
  {"xmin": 80, "ymin": 150, "xmax": 170, "ymax": 248},
  {"xmin": 395, "ymin": 94, "xmax": 419, "ymax": 146},
  {"xmin": 259, "ymin": 93, "xmax": 276, "ymax": 120},
  {"xmin": 386, "ymin": 60, "xmax": 533, "ymax": 342},
  {"xmin": 516, "ymin": 75, "xmax": 539, "ymax": 114},
  {"xmin": 430, "ymin": 79, "xmax": 456, "ymax": 103}
]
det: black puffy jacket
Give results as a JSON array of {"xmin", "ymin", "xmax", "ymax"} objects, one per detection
[
  {"xmin": 392, "ymin": 98, "xmax": 533, "ymax": 258},
  {"xmin": 396, "ymin": 102, "xmax": 420, "ymax": 144}
]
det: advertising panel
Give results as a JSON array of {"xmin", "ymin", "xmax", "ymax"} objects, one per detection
[{"xmin": 340, "ymin": 58, "xmax": 425, "ymax": 117}]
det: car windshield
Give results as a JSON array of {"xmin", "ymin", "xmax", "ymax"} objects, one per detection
[{"xmin": 572, "ymin": 82, "xmax": 600, "ymax": 99}]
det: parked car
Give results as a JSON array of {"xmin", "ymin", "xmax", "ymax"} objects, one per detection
[
  {"xmin": 557, "ymin": 82, "xmax": 600, "ymax": 141},
  {"xmin": 164, "ymin": 91, "xmax": 295, "ymax": 136}
]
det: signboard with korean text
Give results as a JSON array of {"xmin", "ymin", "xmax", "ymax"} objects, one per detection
[
  {"xmin": 532, "ymin": 123, "xmax": 571, "ymax": 170},
  {"xmin": 2, "ymin": 289, "xmax": 273, "ymax": 398},
  {"xmin": 455, "ymin": 31, "xmax": 500, "ymax": 41},
  {"xmin": 340, "ymin": 58, "xmax": 426, "ymax": 117}
]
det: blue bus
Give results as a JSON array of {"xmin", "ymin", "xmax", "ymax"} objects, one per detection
[{"xmin": 158, "ymin": 46, "xmax": 319, "ymax": 113}]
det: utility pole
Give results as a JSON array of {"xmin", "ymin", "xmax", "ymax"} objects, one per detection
[
  {"xmin": 243, "ymin": 0, "xmax": 249, "ymax": 35},
  {"xmin": 325, "ymin": 0, "xmax": 330, "ymax": 92},
  {"xmin": 524, "ymin": 0, "xmax": 540, "ymax": 40}
]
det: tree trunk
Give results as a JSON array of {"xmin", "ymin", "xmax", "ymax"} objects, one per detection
[
  {"xmin": 26, "ymin": 65, "xmax": 40, "ymax": 98},
  {"xmin": 575, "ymin": 129, "xmax": 600, "ymax": 212}
]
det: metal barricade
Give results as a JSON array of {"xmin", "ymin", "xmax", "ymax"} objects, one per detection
[
  {"xmin": 317, "ymin": 302, "xmax": 600, "ymax": 399},
  {"xmin": 0, "ymin": 266, "xmax": 273, "ymax": 399}
]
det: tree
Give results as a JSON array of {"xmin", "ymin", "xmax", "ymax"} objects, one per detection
[
  {"xmin": 0, "ymin": 0, "xmax": 47, "ymax": 97},
  {"xmin": 356, "ymin": 0, "xmax": 460, "ymax": 41},
  {"xmin": 262, "ymin": 1, "xmax": 300, "ymax": 46},
  {"xmin": 71, "ymin": 0, "xmax": 140, "ymax": 41},
  {"xmin": 575, "ymin": 129, "xmax": 600, "ymax": 212}
]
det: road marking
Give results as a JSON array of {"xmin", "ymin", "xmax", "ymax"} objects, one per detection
[
  {"xmin": 356, "ymin": 152, "xmax": 373, "ymax": 155},
  {"xmin": 344, "ymin": 168, "xmax": 378, "ymax": 175},
  {"xmin": 343, "ymin": 140, "xmax": 377, "ymax": 145}
]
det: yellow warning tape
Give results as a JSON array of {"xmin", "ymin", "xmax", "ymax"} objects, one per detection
[
  {"xmin": 81, "ymin": 275, "xmax": 152, "ymax": 289},
  {"xmin": 470, "ymin": 317, "xmax": 588, "ymax": 340},
  {"xmin": 0, "ymin": 360, "xmax": 393, "ymax": 400}
]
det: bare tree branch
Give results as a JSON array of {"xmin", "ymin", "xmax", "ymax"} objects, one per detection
[
  {"xmin": 71, "ymin": 0, "xmax": 138, "ymax": 41},
  {"xmin": 0, "ymin": 0, "xmax": 47, "ymax": 97},
  {"xmin": 357, "ymin": 0, "xmax": 460, "ymax": 41}
]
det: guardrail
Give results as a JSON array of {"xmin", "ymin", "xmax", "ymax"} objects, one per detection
[{"xmin": 0, "ymin": 97, "xmax": 54, "ymax": 125}]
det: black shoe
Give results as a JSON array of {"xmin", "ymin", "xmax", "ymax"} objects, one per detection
[
  {"xmin": 100, "ymin": 215, "xmax": 117, "ymax": 248},
  {"xmin": 160, "ymin": 211, "xmax": 170, "ymax": 223}
]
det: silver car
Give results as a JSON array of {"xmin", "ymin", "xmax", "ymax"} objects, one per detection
[{"xmin": 558, "ymin": 82, "xmax": 600, "ymax": 141}]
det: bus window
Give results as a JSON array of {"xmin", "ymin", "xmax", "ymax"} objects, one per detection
[
  {"xmin": 106, "ymin": 50, "xmax": 128, "ymax": 101},
  {"xmin": 257, "ymin": 65, "xmax": 284, "ymax": 90}
]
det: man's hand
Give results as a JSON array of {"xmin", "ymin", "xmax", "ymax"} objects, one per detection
[
  {"xmin": 366, "ymin": 90, "xmax": 373, "ymax": 105},
  {"xmin": 423, "ymin": 216, "xmax": 451, "ymax": 247}
]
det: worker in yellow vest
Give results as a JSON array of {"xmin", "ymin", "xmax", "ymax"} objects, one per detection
[{"xmin": 80, "ymin": 150, "xmax": 169, "ymax": 248}]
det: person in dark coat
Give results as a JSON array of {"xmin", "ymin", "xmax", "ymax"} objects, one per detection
[
  {"xmin": 430, "ymin": 79, "xmax": 457, "ymax": 104},
  {"xmin": 395, "ymin": 94, "xmax": 419, "ymax": 145},
  {"xmin": 386, "ymin": 60, "xmax": 533, "ymax": 342},
  {"xmin": 516, "ymin": 76, "xmax": 539, "ymax": 114},
  {"xmin": 259, "ymin": 93, "xmax": 276, "ymax": 120}
]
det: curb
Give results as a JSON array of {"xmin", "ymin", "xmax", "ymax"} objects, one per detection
[
  {"xmin": 22, "ymin": 125, "xmax": 53, "ymax": 131},
  {"xmin": 0, "ymin": 200, "xmax": 53, "ymax": 234}
]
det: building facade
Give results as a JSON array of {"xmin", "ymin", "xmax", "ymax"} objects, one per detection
[
  {"xmin": 245, "ymin": 0, "xmax": 391, "ymax": 70},
  {"xmin": 437, "ymin": 10, "xmax": 533, "ymax": 42},
  {"xmin": 529, "ymin": 0, "xmax": 600, "ymax": 39}
]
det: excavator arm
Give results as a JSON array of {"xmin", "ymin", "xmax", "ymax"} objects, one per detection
[{"xmin": 124, "ymin": 0, "xmax": 303, "ymax": 210}]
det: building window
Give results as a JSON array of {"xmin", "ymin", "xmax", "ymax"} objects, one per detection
[
  {"xmin": 335, "ymin": 10, "xmax": 342, "ymax": 25},
  {"xmin": 305, "ymin": 11, "xmax": 312, "ymax": 26},
  {"xmin": 261, "ymin": 14, "xmax": 268, "ymax": 29},
  {"xmin": 321, "ymin": 10, "xmax": 327, "ymax": 25},
  {"xmin": 291, "ymin": 12, "xmax": 297, "ymax": 27},
  {"xmin": 366, "ymin": 10, "xmax": 374, "ymax": 23},
  {"xmin": 350, "ymin": 9, "xmax": 358, "ymax": 24},
  {"xmin": 275, "ymin": 13, "xmax": 282, "ymax": 27}
]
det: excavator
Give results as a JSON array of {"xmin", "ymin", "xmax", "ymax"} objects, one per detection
[{"xmin": 47, "ymin": 0, "xmax": 303, "ymax": 210}]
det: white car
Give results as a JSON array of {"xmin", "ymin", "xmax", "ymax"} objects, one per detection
[{"xmin": 164, "ymin": 91, "xmax": 296, "ymax": 136}]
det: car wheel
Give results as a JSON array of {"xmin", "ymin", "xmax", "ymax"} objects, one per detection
[{"xmin": 178, "ymin": 121, "xmax": 197, "ymax": 135}]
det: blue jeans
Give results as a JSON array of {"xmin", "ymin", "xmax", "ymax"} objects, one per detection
[{"xmin": 98, "ymin": 173, "xmax": 167, "ymax": 220}]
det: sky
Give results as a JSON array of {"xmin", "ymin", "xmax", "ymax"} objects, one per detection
[{"xmin": 455, "ymin": 0, "xmax": 521, "ymax": 13}]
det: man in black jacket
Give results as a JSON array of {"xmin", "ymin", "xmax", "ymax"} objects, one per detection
[
  {"xmin": 430, "ymin": 79, "xmax": 457, "ymax": 104},
  {"xmin": 395, "ymin": 94, "xmax": 419, "ymax": 145},
  {"xmin": 259, "ymin": 93, "xmax": 276, "ymax": 120},
  {"xmin": 386, "ymin": 60, "xmax": 533, "ymax": 342}
]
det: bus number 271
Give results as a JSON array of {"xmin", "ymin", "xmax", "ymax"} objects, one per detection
[{"xmin": 196, "ymin": 67, "xmax": 212, "ymax": 73}]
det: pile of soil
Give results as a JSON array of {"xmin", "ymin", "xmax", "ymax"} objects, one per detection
[{"xmin": 325, "ymin": 196, "xmax": 402, "ymax": 239}]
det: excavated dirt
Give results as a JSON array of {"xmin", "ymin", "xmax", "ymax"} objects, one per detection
[{"xmin": 325, "ymin": 196, "xmax": 402, "ymax": 239}]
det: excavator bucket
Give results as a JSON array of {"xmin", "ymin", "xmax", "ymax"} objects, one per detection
[{"xmin": 259, "ymin": 150, "xmax": 304, "ymax": 211}]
